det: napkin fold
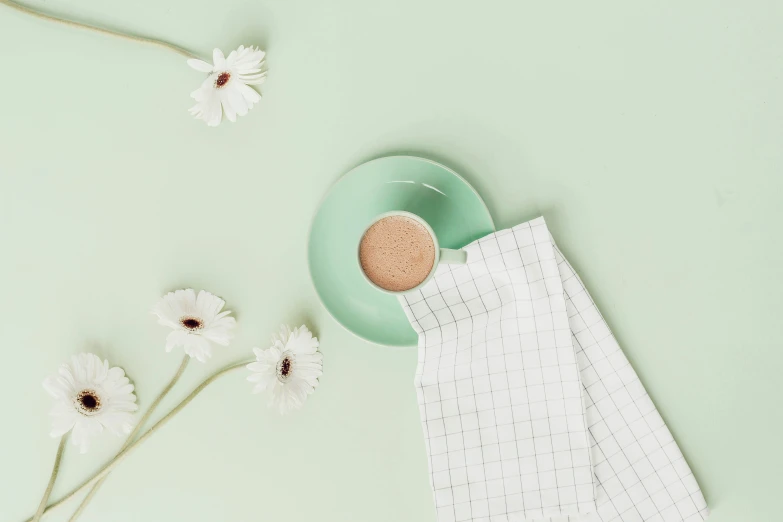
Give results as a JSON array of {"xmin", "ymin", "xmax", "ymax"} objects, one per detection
[{"xmin": 399, "ymin": 217, "xmax": 708, "ymax": 522}]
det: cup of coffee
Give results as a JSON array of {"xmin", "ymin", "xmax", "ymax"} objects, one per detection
[{"xmin": 358, "ymin": 211, "xmax": 468, "ymax": 294}]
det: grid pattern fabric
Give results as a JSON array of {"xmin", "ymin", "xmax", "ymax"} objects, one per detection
[{"xmin": 399, "ymin": 217, "xmax": 708, "ymax": 522}]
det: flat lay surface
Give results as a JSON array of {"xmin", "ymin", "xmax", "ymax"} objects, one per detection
[{"xmin": 1, "ymin": 1, "xmax": 781, "ymax": 521}]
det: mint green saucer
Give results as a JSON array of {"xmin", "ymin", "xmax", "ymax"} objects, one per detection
[{"xmin": 308, "ymin": 156, "xmax": 495, "ymax": 347}]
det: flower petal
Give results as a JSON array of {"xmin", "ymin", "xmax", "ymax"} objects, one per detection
[
  {"xmin": 72, "ymin": 418, "xmax": 103, "ymax": 454},
  {"xmin": 153, "ymin": 289, "xmax": 197, "ymax": 327},
  {"xmin": 49, "ymin": 409, "xmax": 78, "ymax": 437},
  {"xmin": 201, "ymin": 323, "xmax": 235, "ymax": 346},
  {"xmin": 182, "ymin": 335, "xmax": 212, "ymax": 362},
  {"xmin": 165, "ymin": 330, "xmax": 189, "ymax": 352},
  {"xmin": 206, "ymin": 103, "xmax": 222, "ymax": 127},
  {"xmin": 195, "ymin": 290, "xmax": 226, "ymax": 322},
  {"xmin": 212, "ymin": 48, "xmax": 226, "ymax": 69},
  {"xmin": 235, "ymin": 82, "xmax": 261, "ymax": 106},
  {"xmin": 286, "ymin": 325, "xmax": 319, "ymax": 355},
  {"xmin": 221, "ymin": 92, "xmax": 237, "ymax": 123},
  {"xmin": 43, "ymin": 375, "xmax": 72, "ymax": 400},
  {"xmin": 238, "ymin": 72, "xmax": 267, "ymax": 86},
  {"xmin": 225, "ymin": 86, "xmax": 249, "ymax": 117},
  {"xmin": 225, "ymin": 48, "xmax": 238, "ymax": 67},
  {"xmin": 187, "ymin": 58, "xmax": 214, "ymax": 73},
  {"xmin": 233, "ymin": 46, "xmax": 265, "ymax": 71},
  {"xmin": 100, "ymin": 411, "xmax": 136, "ymax": 436}
]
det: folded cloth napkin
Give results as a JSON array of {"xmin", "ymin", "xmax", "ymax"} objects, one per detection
[{"xmin": 399, "ymin": 217, "xmax": 708, "ymax": 522}]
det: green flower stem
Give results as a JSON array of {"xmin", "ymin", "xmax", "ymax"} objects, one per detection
[
  {"xmin": 23, "ymin": 358, "xmax": 252, "ymax": 522},
  {"xmin": 32, "ymin": 435, "xmax": 68, "ymax": 522},
  {"xmin": 0, "ymin": 0, "xmax": 197, "ymax": 59},
  {"xmin": 67, "ymin": 354, "xmax": 191, "ymax": 522}
]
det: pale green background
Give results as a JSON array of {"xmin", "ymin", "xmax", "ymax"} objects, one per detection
[{"xmin": 0, "ymin": 1, "xmax": 781, "ymax": 521}]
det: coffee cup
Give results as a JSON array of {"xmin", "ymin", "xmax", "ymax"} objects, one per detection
[{"xmin": 358, "ymin": 211, "xmax": 468, "ymax": 295}]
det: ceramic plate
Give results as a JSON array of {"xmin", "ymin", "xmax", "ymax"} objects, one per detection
[{"xmin": 308, "ymin": 156, "xmax": 495, "ymax": 346}]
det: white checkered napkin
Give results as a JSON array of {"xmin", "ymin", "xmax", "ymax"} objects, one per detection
[{"xmin": 399, "ymin": 217, "xmax": 709, "ymax": 522}]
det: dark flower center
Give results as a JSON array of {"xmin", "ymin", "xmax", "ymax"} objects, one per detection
[
  {"xmin": 180, "ymin": 316, "xmax": 204, "ymax": 330},
  {"xmin": 76, "ymin": 389, "xmax": 102, "ymax": 415},
  {"xmin": 215, "ymin": 72, "xmax": 231, "ymax": 88},
  {"xmin": 280, "ymin": 357, "xmax": 291, "ymax": 377},
  {"xmin": 276, "ymin": 354, "xmax": 295, "ymax": 382}
]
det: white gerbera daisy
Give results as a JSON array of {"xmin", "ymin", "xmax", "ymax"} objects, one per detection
[
  {"xmin": 187, "ymin": 46, "xmax": 267, "ymax": 127},
  {"xmin": 247, "ymin": 325, "xmax": 323, "ymax": 414},
  {"xmin": 42, "ymin": 353, "xmax": 138, "ymax": 454},
  {"xmin": 151, "ymin": 289, "xmax": 237, "ymax": 363}
]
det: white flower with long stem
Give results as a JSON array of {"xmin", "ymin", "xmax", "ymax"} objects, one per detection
[
  {"xmin": 247, "ymin": 325, "xmax": 323, "ymax": 414},
  {"xmin": 151, "ymin": 289, "xmax": 237, "ymax": 363},
  {"xmin": 66, "ymin": 355, "xmax": 190, "ymax": 522},
  {"xmin": 29, "ymin": 358, "xmax": 252, "ymax": 522},
  {"xmin": 42, "ymin": 353, "xmax": 138, "ymax": 454},
  {"xmin": 35, "ymin": 355, "xmax": 137, "ymax": 521},
  {"xmin": 187, "ymin": 46, "xmax": 267, "ymax": 126}
]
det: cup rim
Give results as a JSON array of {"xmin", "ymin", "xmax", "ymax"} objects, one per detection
[{"xmin": 357, "ymin": 210, "xmax": 441, "ymax": 296}]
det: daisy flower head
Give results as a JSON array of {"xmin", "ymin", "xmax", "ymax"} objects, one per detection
[
  {"xmin": 187, "ymin": 45, "xmax": 267, "ymax": 127},
  {"xmin": 152, "ymin": 289, "xmax": 237, "ymax": 363},
  {"xmin": 247, "ymin": 325, "xmax": 323, "ymax": 414},
  {"xmin": 43, "ymin": 353, "xmax": 138, "ymax": 454}
]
